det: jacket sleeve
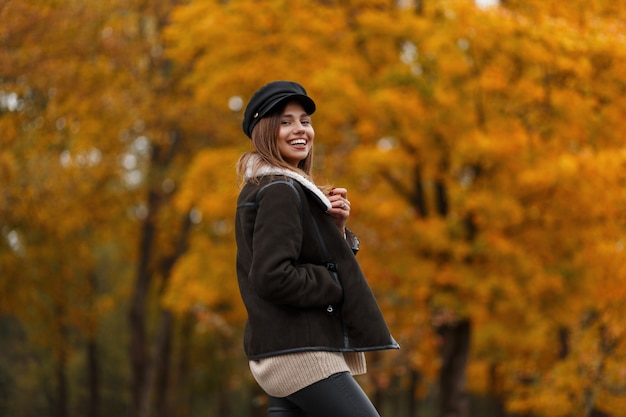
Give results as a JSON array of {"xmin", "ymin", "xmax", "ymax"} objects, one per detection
[{"xmin": 249, "ymin": 182, "xmax": 343, "ymax": 308}]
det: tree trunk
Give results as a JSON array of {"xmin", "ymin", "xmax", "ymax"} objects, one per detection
[
  {"xmin": 412, "ymin": 165, "xmax": 428, "ymax": 218},
  {"xmin": 87, "ymin": 271, "xmax": 100, "ymax": 417},
  {"xmin": 130, "ymin": 186, "xmax": 192, "ymax": 417},
  {"xmin": 144, "ymin": 309, "xmax": 173, "ymax": 417},
  {"xmin": 153, "ymin": 214, "xmax": 192, "ymax": 417},
  {"xmin": 486, "ymin": 363, "xmax": 505, "ymax": 417},
  {"xmin": 174, "ymin": 314, "xmax": 193, "ymax": 417},
  {"xmin": 408, "ymin": 369, "xmax": 421, "ymax": 417},
  {"xmin": 87, "ymin": 338, "xmax": 100, "ymax": 417},
  {"xmin": 55, "ymin": 351, "xmax": 68, "ymax": 417},
  {"xmin": 129, "ymin": 190, "xmax": 159, "ymax": 417},
  {"xmin": 436, "ymin": 319, "xmax": 471, "ymax": 417}
]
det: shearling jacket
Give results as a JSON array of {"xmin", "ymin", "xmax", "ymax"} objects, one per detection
[{"xmin": 235, "ymin": 164, "xmax": 399, "ymax": 360}]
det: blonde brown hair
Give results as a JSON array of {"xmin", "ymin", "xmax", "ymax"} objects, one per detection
[{"xmin": 236, "ymin": 101, "xmax": 319, "ymax": 187}]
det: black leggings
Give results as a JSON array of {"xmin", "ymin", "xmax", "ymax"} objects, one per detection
[{"xmin": 267, "ymin": 372, "xmax": 381, "ymax": 417}]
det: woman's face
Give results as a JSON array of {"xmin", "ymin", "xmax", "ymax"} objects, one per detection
[{"xmin": 277, "ymin": 101, "xmax": 314, "ymax": 168}]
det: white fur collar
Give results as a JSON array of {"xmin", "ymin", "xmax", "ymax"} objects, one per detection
[{"xmin": 245, "ymin": 156, "xmax": 332, "ymax": 211}]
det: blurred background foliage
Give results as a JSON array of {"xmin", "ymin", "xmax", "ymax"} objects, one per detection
[{"xmin": 1, "ymin": 0, "xmax": 626, "ymax": 416}]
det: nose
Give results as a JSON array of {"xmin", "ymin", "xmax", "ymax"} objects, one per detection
[{"xmin": 293, "ymin": 121, "xmax": 305, "ymax": 132}]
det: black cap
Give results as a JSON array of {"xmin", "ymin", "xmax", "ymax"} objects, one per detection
[{"xmin": 242, "ymin": 81, "xmax": 316, "ymax": 138}]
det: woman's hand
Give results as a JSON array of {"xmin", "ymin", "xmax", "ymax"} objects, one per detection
[{"xmin": 327, "ymin": 187, "xmax": 351, "ymax": 234}]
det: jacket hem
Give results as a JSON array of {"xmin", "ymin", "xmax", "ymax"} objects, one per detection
[{"xmin": 247, "ymin": 342, "xmax": 400, "ymax": 361}]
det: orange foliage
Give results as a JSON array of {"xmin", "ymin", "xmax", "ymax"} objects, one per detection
[{"xmin": 3, "ymin": 0, "xmax": 626, "ymax": 415}]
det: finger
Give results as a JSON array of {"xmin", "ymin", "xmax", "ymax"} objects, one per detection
[
  {"xmin": 337, "ymin": 198, "xmax": 350, "ymax": 209},
  {"xmin": 330, "ymin": 203, "xmax": 349, "ymax": 216},
  {"xmin": 329, "ymin": 195, "xmax": 343, "ymax": 204},
  {"xmin": 332, "ymin": 198, "xmax": 347, "ymax": 208}
]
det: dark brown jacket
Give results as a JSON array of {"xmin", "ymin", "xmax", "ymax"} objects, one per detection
[{"xmin": 235, "ymin": 167, "xmax": 398, "ymax": 360}]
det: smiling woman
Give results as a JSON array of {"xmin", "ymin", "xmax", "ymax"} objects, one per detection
[{"xmin": 234, "ymin": 81, "xmax": 398, "ymax": 417}]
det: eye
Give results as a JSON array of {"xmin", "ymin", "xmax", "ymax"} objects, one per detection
[{"xmin": 302, "ymin": 119, "xmax": 311, "ymax": 125}]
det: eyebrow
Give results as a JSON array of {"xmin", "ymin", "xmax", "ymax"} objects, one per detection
[{"xmin": 281, "ymin": 113, "xmax": 310, "ymax": 118}]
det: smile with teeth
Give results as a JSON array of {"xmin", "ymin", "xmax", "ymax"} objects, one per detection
[{"xmin": 289, "ymin": 139, "xmax": 307, "ymax": 146}]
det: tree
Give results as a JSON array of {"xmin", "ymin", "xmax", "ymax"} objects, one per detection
[
  {"xmin": 0, "ymin": 0, "xmax": 203, "ymax": 415},
  {"xmin": 3, "ymin": 0, "xmax": 626, "ymax": 416},
  {"xmin": 166, "ymin": 0, "xmax": 626, "ymax": 415},
  {"xmin": 346, "ymin": 1, "xmax": 626, "ymax": 415}
]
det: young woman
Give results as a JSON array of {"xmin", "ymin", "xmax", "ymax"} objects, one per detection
[{"xmin": 235, "ymin": 81, "xmax": 399, "ymax": 417}]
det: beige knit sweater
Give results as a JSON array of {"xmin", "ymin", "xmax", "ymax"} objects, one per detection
[{"xmin": 249, "ymin": 351, "xmax": 367, "ymax": 397}]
